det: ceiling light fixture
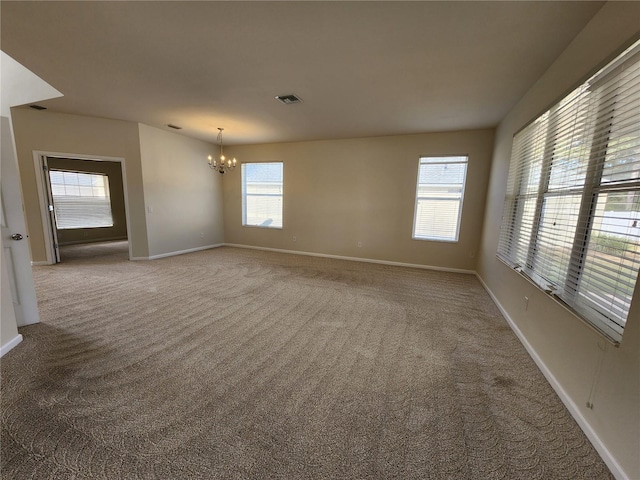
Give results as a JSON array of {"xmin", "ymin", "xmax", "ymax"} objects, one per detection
[{"xmin": 208, "ymin": 128, "xmax": 237, "ymax": 175}]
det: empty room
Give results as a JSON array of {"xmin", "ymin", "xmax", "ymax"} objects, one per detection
[{"xmin": 1, "ymin": 2, "xmax": 638, "ymax": 479}]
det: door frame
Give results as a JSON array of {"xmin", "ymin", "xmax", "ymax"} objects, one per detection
[
  {"xmin": 40, "ymin": 155, "xmax": 60, "ymax": 263},
  {"xmin": 32, "ymin": 150, "xmax": 133, "ymax": 264}
]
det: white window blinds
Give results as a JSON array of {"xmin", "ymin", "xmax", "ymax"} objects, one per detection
[
  {"xmin": 49, "ymin": 170, "xmax": 114, "ymax": 229},
  {"xmin": 242, "ymin": 162, "xmax": 283, "ymax": 228},
  {"xmin": 497, "ymin": 40, "xmax": 640, "ymax": 343},
  {"xmin": 413, "ymin": 156, "xmax": 468, "ymax": 242}
]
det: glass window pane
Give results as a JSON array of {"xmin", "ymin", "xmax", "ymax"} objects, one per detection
[
  {"xmin": 578, "ymin": 192, "xmax": 640, "ymax": 330},
  {"xmin": 64, "ymin": 185, "xmax": 80, "ymax": 196},
  {"xmin": 78, "ymin": 186, "xmax": 94, "ymax": 197},
  {"xmin": 76, "ymin": 174, "xmax": 93, "ymax": 186},
  {"xmin": 534, "ymin": 194, "xmax": 581, "ymax": 287}
]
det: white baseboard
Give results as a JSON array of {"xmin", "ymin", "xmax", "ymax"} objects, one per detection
[
  {"xmin": 132, "ymin": 243, "xmax": 224, "ymax": 261},
  {"xmin": 0, "ymin": 334, "xmax": 23, "ymax": 358},
  {"xmin": 474, "ymin": 273, "xmax": 627, "ymax": 480},
  {"xmin": 223, "ymin": 243, "xmax": 475, "ymax": 274},
  {"xmin": 30, "ymin": 261, "xmax": 50, "ymax": 266}
]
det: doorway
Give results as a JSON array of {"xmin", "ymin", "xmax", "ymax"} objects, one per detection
[{"xmin": 33, "ymin": 152, "xmax": 132, "ymax": 264}]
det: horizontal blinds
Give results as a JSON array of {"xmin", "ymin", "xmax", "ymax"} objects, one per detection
[
  {"xmin": 52, "ymin": 197, "xmax": 114, "ymax": 229},
  {"xmin": 242, "ymin": 163, "xmax": 283, "ymax": 228},
  {"xmin": 413, "ymin": 156, "xmax": 468, "ymax": 241},
  {"xmin": 497, "ymin": 40, "xmax": 640, "ymax": 342},
  {"xmin": 577, "ymin": 51, "xmax": 640, "ymax": 335},
  {"xmin": 49, "ymin": 170, "xmax": 114, "ymax": 230}
]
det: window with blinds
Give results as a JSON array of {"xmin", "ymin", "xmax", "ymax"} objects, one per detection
[
  {"xmin": 413, "ymin": 156, "xmax": 468, "ymax": 242},
  {"xmin": 242, "ymin": 162, "xmax": 283, "ymax": 228},
  {"xmin": 49, "ymin": 170, "xmax": 114, "ymax": 229},
  {"xmin": 497, "ymin": 39, "xmax": 640, "ymax": 343}
]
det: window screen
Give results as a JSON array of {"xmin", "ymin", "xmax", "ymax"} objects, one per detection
[
  {"xmin": 242, "ymin": 162, "xmax": 283, "ymax": 228},
  {"xmin": 497, "ymin": 40, "xmax": 640, "ymax": 343},
  {"xmin": 49, "ymin": 170, "xmax": 114, "ymax": 229},
  {"xmin": 413, "ymin": 156, "xmax": 468, "ymax": 242}
]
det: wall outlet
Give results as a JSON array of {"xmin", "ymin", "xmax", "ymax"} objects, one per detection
[
  {"xmin": 524, "ymin": 296, "xmax": 529, "ymax": 311},
  {"xmin": 147, "ymin": 205, "xmax": 153, "ymax": 213},
  {"xmin": 357, "ymin": 241, "xmax": 362, "ymax": 248},
  {"xmin": 292, "ymin": 236, "xmax": 297, "ymax": 242}
]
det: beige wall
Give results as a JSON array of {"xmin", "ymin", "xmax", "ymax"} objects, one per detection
[
  {"xmin": 11, "ymin": 109, "xmax": 149, "ymax": 260},
  {"xmin": 477, "ymin": 3, "xmax": 640, "ymax": 479},
  {"xmin": 224, "ymin": 129, "xmax": 494, "ymax": 271},
  {"xmin": 46, "ymin": 157, "xmax": 127, "ymax": 245},
  {"xmin": 138, "ymin": 124, "xmax": 224, "ymax": 258}
]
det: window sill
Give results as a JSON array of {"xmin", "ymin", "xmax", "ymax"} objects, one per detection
[
  {"xmin": 495, "ymin": 255, "xmax": 622, "ymax": 346},
  {"xmin": 412, "ymin": 235, "xmax": 459, "ymax": 243},
  {"xmin": 241, "ymin": 224, "xmax": 283, "ymax": 230}
]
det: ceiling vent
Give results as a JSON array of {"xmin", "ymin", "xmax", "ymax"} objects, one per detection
[
  {"xmin": 275, "ymin": 94, "xmax": 302, "ymax": 105},
  {"xmin": 30, "ymin": 104, "xmax": 47, "ymax": 110},
  {"xmin": 167, "ymin": 124, "xmax": 182, "ymax": 130}
]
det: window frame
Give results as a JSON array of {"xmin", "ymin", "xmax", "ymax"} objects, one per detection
[
  {"xmin": 48, "ymin": 169, "xmax": 114, "ymax": 230},
  {"xmin": 241, "ymin": 162, "xmax": 284, "ymax": 229},
  {"xmin": 412, "ymin": 155, "xmax": 469, "ymax": 243}
]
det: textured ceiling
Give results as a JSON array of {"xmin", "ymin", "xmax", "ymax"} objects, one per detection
[{"xmin": 1, "ymin": 1, "xmax": 604, "ymax": 145}]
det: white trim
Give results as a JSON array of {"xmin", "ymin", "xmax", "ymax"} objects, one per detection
[
  {"xmin": 241, "ymin": 162, "xmax": 284, "ymax": 229},
  {"xmin": 0, "ymin": 334, "xmax": 23, "ymax": 358},
  {"xmin": 131, "ymin": 243, "xmax": 224, "ymax": 261},
  {"xmin": 30, "ymin": 261, "xmax": 49, "ymax": 266},
  {"xmin": 224, "ymin": 243, "xmax": 476, "ymax": 274},
  {"xmin": 475, "ymin": 273, "xmax": 627, "ymax": 480},
  {"xmin": 412, "ymin": 155, "xmax": 468, "ymax": 243},
  {"xmin": 32, "ymin": 152, "xmax": 56, "ymax": 264},
  {"xmin": 32, "ymin": 151, "xmax": 134, "ymax": 263}
]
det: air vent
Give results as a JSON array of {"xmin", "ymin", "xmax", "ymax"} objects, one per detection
[
  {"xmin": 167, "ymin": 124, "xmax": 182, "ymax": 130},
  {"xmin": 30, "ymin": 104, "xmax": 47, "ymax": 110},
  {"xmin": 275, "ymin": 94, "xmax": 303, "ymax": 105}
]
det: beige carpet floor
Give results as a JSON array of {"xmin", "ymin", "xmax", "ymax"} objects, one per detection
[{"xmin": 1, "ymin": 242, "xmax": 612, "ymax": 479}]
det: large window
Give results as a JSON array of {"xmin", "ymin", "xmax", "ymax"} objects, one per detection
[
  {"xmin": 498, "ymin": 40, "xmax": 640, "ymax": 343},
  {"xmin": 242, "ymin": 162, "xmax": 283, "ymax": 228},
  {"xmin": 49, "ymin": 170, "xmax": 114, "ymax": 229},
  {"xmin": 413, "ymin": 156, "xmax": 468, "ymax": 242}
]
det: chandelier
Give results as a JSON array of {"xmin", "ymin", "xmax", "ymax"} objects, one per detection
[{"xmin": 208, "ymin": 128, "xmax": 237, "ymax": 175}]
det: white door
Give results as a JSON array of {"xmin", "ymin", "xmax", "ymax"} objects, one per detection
[{"xmin": 0, "ymin": 116, "xmax": 40, "ymax": 326}]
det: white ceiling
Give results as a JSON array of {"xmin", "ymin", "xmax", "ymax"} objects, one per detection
[{"xmin": 1, "ymin": 1, "xmax": 604, "ymax": 145}]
